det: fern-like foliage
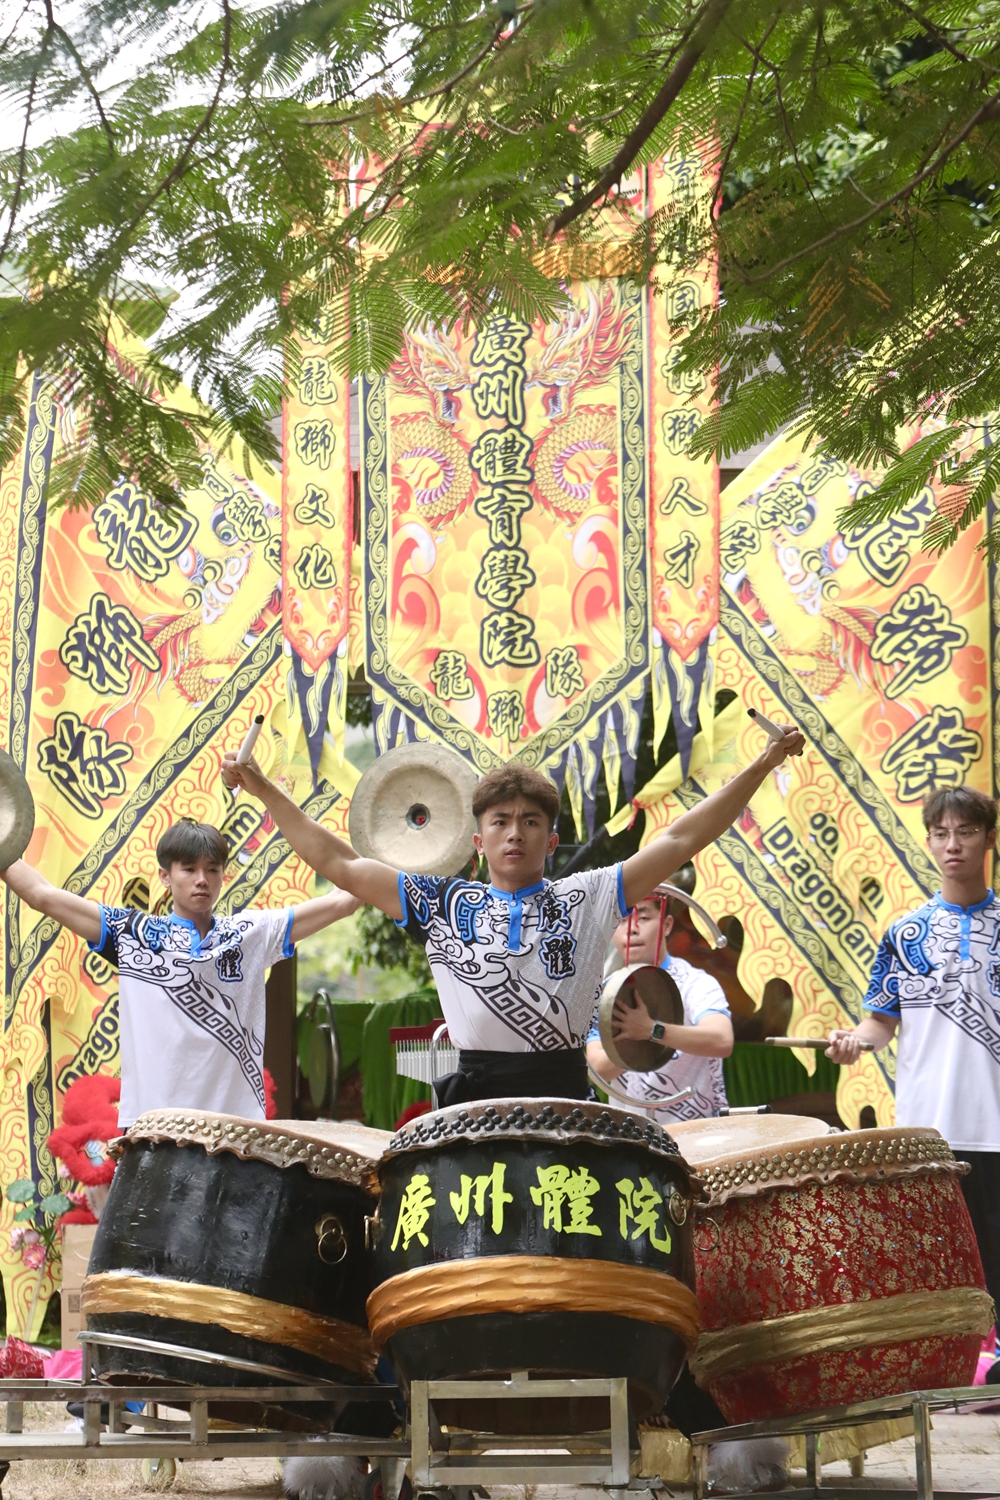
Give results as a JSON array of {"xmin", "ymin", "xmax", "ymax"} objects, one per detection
[{"xmin": 3, "ymin": 0, "xmax": 1000, "ymax": 535}]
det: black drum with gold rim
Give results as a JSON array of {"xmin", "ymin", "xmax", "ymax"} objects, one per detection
[
  {"xmin": 84, "ymin": 1111, "xmax": 392, "ymax": 1428},
  {"xmin": 368, "ymin": 1098, "xmax": 700, "ymax": 1432}
]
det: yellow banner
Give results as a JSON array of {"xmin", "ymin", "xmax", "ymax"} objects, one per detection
[
  {"xmin": 359, "ymin": 283, "xmax": 654, "ymax": 825},
  {"xmin": 633, "ymin": 425, "xmax": 991, "ymax": 1126},
  {"xmin": 0, "ymin": 332, "xmax": 353, "ymax": 1334}
]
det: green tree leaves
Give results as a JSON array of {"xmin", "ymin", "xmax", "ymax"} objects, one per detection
[{"xmin": 3, "ymin": 0, "xmax": 1000, "ymax": 532}]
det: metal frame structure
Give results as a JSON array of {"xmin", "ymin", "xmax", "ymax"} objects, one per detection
[
  {"xmin": 409, "ymin": 1372, "xmax": 631, "ymax": 1488},
  {"xmin": 0, "ymin": 1378, "xmax": 408, "ymax": 1464},
  {"xmin": 0, "ymin": 1370, "xmax": 997, "ymax": 1498},
  {"xmin": 691, "ymin": 1385, "xmax": 1000, "ymax": 1500}
]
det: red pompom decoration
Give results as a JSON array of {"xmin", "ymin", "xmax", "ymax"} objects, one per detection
[{"xmin": 47, "ymin": 1074, "xmax": 121, "ymax": 1187}]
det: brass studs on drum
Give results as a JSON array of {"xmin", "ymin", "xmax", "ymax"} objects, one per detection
[{"xmin": 315, "ymin": 1214, "xmax": 348, "ymax": 1265}]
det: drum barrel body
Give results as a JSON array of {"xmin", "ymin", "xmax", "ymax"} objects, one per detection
[
  {"xmin": 84, "ymin": 1121, "xmax": 382, "ymax": 1426},
  {"xmin": 685, "ymin": 1126, "xmax": 991, "ymax": 1424},
  {"xmin": 369, "ymin": 1100, "xmax": 699, "ymax": 1430}
]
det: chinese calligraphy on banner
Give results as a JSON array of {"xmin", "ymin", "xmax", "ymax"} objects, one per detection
[
  {"xmin": 0, "ymin": 331, "xmax": 354, "ymax": 1334},
  {"xmin": 632, "ymin": 425, "xmax": 993, "ymax": 1127},
  {"xmin": 360, "ymin": 281, "xmax": 654, "ymax": 832},
  {"xmin": 647, "ymin": 155, "xmax": 719, "ymax": 774},
  {"xmin": 282, "ymin": 312, "xmax": 354, "ymax": 777}
]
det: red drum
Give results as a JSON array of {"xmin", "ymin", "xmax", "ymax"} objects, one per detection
[{"xmin": 672, "ymin": 1116, "xmax": 993, "ymax": 1424}]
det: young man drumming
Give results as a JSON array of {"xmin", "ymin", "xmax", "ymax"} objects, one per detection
[
  {"xmin": 827, "ymin": 786, "xmax": 1000, "ymax": 1322},
  {"xmin": 223, "ymin": 724, "xmax": 803, "ymax": 1104},
  {"xmin": 1, "ymin": 821, "xmax": 359, "ymax": 1127},
  {"xmin": 587, "ymin": 889, "xmax": 733, "ymax": 1121}
]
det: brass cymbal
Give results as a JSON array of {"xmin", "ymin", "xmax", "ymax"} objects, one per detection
[
  {"xmin": 0, "ymin": 748, "xmax": 34, "ymax": 871},
  {"xmin": 598, "ymin": 962, "xmax": 685, "ymax": 1073},
  {"xmin": 348, "ymin": 741, "xmax": 478, "ymax": 877}
]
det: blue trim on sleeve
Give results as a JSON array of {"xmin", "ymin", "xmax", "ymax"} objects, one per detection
[
  {"xmin": 586, "ymin": 1023, "xmax": 600, "ymax": 1043},
  {"xmin": 87, "ymin": 905, "xmax": 109, "ymax": 954},
  {"xmin": 615, "ymin": 864, "xmax": 629, "ymax": 920},
  {"xmin": 865, "ymin": 998, "xmax": 901, "ymax": 1017},
  {"xmin": 282, "ymin": 908, "xmax": 296, "ymax": 959},
  {"xmin": 395, "ymin": 871, "xmax": 410, "ymax": 929}
]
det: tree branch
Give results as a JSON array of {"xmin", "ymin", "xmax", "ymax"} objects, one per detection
[
  {"xmin": 712, "ymin": 16, "xmax": 781, "ymax": 216},
  {"xmin": 733, "ymin": 80, "xmax": 1000, "ymax": 285},
  {"xmin": 45, "ymin": 1, "xmax": 115, "ymax": 155},
  {"xmin": 892, "ymin": 0, "xmax": 999, "ymax": 74},
  {"xmin": 548, "ymin": 0, "xmax": 735, "ymax": 237},
  {"xmin": 0, "ymin": 29, "xmax": 48, "ymax": 266},
  {"xmin": 115, "ymin": 0, "xmax": 233, "ymax": 246}
]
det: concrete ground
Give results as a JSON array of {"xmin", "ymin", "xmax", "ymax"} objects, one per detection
[
  {"xmin": 1, "ymin": 1404, "xmax": 998, "ymax": 1499},
  {"xmin": 792, "ymin": 1409, "xmax": 1000, "ymax": 1493}
]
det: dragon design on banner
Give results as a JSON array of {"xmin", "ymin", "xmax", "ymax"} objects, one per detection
[{"xmin": 361, "ymin": 279, "xmax": 654, "ymax": 834}]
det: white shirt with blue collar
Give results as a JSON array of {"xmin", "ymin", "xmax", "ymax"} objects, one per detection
[
  {"xmin": 91, "ymin": 905, "xmax": 294, "ymax": 1126},
  {"xmin": 864, "ymin": 890, "xmax": 1000, "ymax": 1151},
  {"xmin": 396, "ymin": 865, "xmax": 628, "ymax": 1051}
]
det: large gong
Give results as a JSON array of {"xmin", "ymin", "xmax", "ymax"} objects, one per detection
[{"xmin": 348, "ymin": 742, "xmax": 478, "ymax": 876}]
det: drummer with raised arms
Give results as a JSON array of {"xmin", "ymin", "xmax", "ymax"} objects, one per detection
[
  {"xmin": 223, "ymin": 720, "xmax": 803, "ymax": 1104},
  {"xmin": 0, "ymin": 717, "xmax": 362, "ymax": 1128}
]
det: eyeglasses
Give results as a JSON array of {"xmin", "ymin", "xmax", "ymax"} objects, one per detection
[{"xmin": 927, "ymin": 826, "xmax": 986, "ymax": 843}]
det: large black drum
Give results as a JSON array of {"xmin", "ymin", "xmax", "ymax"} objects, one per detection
[
  {"xmin": 368, "ymin": 1099, "xmax": 700, "ymax": 1428},
  {"xmin": 84, "ymin": 1111, "xmax": 390, "ymax": 1407}
]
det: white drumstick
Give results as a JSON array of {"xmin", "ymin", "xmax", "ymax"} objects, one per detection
[
  {"xmin": 231, "ymin": 714, "xmax": 264, "ymax": 800},
  {"xmin": 236, "ymin": 714, "xmax": 265, "ymax": 764},
  {"xmin": 747, "ymin": 707, "xmax": 789, "ymax": 743}
]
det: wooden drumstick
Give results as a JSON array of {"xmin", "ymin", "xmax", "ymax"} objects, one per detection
[{"xmin": 764, "ymin": 1036, "xmax": 876, "ymax": 1052}]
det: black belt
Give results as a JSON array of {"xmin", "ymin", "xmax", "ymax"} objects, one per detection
[{"xmin": 433, "ymin": 1047, "xmax": 590, "ymax": 1108}]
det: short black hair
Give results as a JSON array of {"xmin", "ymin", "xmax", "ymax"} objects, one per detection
[
  {"xmin": 472, "ymin": 764, "xmax": 561, "ymax": 830},
  {"xmin": 155, "ymin": 821, "xmax": 229, "ymax": 871},
  {"xmin": 922, "ymin": 786, "xmax": 998, "ymax": 834}
]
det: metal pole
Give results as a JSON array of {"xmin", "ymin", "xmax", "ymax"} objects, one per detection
[
  {"xmin": 410, "ymin": 1380, "xmax": 430, "ymax": 1487},
  {"xmin": 913, "ymin": 1398, "xmax": 933, "ymax": 1500},
  {"xmin": 693, "ymin": 1439, "xmax": 709, "ymax": 1500},
  {"xmin": 609, "ymin": 1377, "xmax": 629, "ymax": 1486}
]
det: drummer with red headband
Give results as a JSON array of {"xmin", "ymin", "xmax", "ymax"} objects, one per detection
[
  {"xmin": 586, "ymin": 883, "xmax": 733, "ymax": 1120},
  {"xmin": 222, "ymin": 722, "xmax": 802, "ymax": 1105}
]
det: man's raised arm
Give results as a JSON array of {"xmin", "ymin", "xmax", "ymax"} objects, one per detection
[
  {"xmin": 222, "ymin": 753, "xmax": 403, "ymax": 919},
  {"xmin": 1, "ymin": 861, "xmax": 104, "ymax": 943},
  {"xmin": 621, "ymin": 725, "xmax": 804, "ymax": 908}
]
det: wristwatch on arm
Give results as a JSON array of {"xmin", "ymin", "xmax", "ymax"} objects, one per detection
[{"xmin": 650, "ymin": 1020, "xmax": 666, "ymax": 1042}]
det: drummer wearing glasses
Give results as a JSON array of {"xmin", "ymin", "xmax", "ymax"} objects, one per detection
[
  {"xmin": 223, "ymin": 724, "xmax": 802, "ymax": 1105},
  {"xmin": 826, "ymin": 786, "xmax": 1000, "ymax": 1320}
]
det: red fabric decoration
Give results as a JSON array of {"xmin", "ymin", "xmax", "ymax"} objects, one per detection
[
  {"xmin": 0, "ymin": 1338, "xmax": 44, "ymax": 1379},
  {"xmin": 262, "ymin": 1068, "xmax": 278, "ymax": 1120},
  {"xmin": 694, "ymin": 1166, "xmax": 986, "ymax": 1422},
  {"xmin": 47, "ymin": 1074, "xmax": 121, "ymax": 1187},
  {"xmin": 395, "ymin": 1101, "xmax": 432, "ymax": 1130}
]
